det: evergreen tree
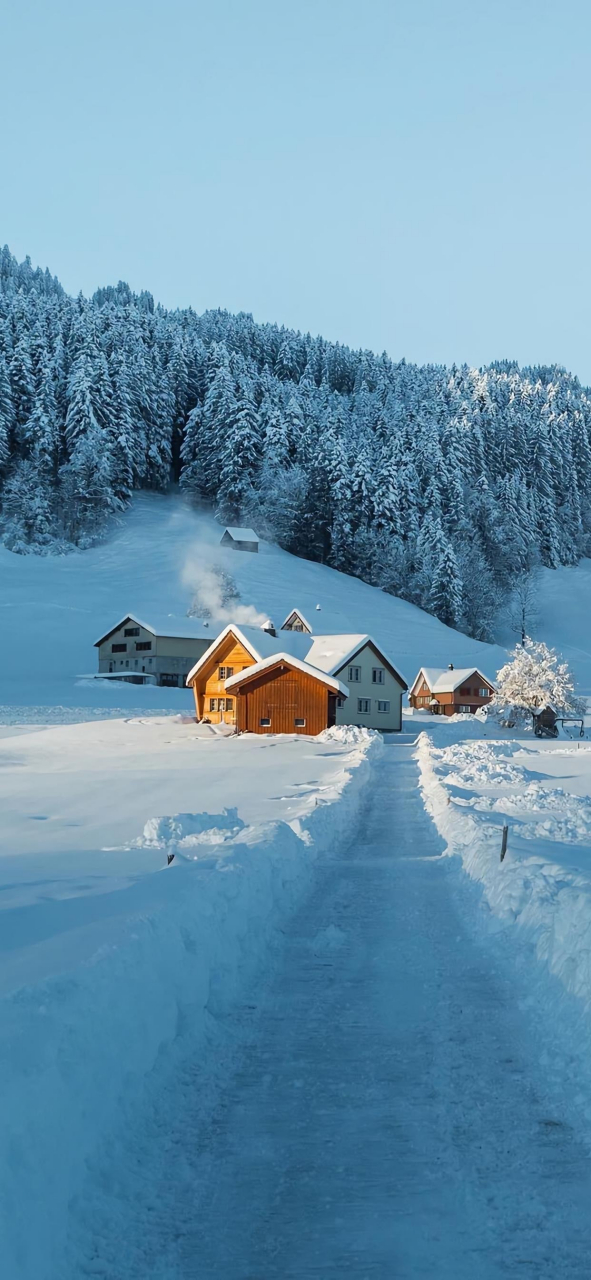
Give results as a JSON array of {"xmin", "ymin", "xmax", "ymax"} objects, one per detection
[{"xmin": 429, "ymin": 538, "xmax": 464, "ymax": 628}]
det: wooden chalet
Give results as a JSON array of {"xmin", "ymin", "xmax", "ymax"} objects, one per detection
[
  {"xmin": 409, "ymin": 665, "xmax": 494, "ymax": 716},
  {"xmin": 185, "ymin": 623, "xmax": 346, "ymax": 734},
  {"xmin": 185, "ymin": 617, "xmax": 407, "ymax": 734}
]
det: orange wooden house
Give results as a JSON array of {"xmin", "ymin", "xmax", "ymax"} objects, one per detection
[
  {"xmin": 186, "ymin": 623, "xmax": 348, "ymax": 735},
  {"xmin": 409, "ymin": 665, "xmax": 494, "ymax": 716}
]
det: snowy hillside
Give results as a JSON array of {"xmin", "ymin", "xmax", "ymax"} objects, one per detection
[{"xmin": 0, "ymin": 491, "xmax": 507, "ymax": 718}]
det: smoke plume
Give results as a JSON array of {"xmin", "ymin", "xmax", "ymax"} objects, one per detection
[{"xmin": 182, "ymin": 549, "xmax": 268, "ymax": 626}]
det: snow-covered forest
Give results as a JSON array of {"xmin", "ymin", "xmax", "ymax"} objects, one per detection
[{"xmin": 2, "ymin": 245, "xmax": 591, "ymax": 640}]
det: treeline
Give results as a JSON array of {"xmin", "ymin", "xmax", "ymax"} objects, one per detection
[{"xmin": 2, "ymin": 244, "xmax": 591, "ymax": 640}]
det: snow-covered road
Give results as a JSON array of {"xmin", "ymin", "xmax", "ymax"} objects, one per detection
[{"xmin": 70, "ymin": 744, "xmax": 591, "ymax": 1278}]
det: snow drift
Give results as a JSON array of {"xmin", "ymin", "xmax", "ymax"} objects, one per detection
[
  {"xmin": 0, "ymin": 728, "xmax": 381, "ymax": 1280},
  {"xmin": 417, "ymin": 731, "xmax": 591, "ymax": 1015}
]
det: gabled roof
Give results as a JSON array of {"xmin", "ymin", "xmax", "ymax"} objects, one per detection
[
  {"xmin": 95, "ymin": 613, "xmax": 214, "ymax": 646},
  {"xmin": 186, "ymin": 622, "xmax": 409, "ymax": 690},
  {"xmin": 410, "ymin": 666, "xmax": 495, "ymax": 695},
  {"xmin": 280, "ymin": 608, "xmax": 313, "ymax": 633},
  {"xmin": 224, "ymin": 653, "xmax": 349, "ymax": 698},
  {"xmin": 221, "ymin": 526, "xmax": 259, "ymax": 542},
  {"xmin": 309, "ymin": 634, "xmax": 409, "ymax": 689},
  {"xmin": 185, "ymin": 623, "xmax": 310, "ymax": 683}
]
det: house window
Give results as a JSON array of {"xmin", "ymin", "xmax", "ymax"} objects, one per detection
[
  {"xmin": 160, "ymin": 673, "xmax": 179, "ymax": 687},
  {"xmin": 294, "ymin": 718, "xmax": 306, "ymax": 727},
  {"xmin": 372, "ymin": 668, "xmax": 385, "ymax": 684},
  {"xmin": 225, "ymin": 698, "xmax": 233, "ymax": 711},
  {"xmin": 136, "ymin": 641, "xmax": 152, "ymax": 651},
  {"xmin": 124, "ymin": 626, "xmax": 140, "ymax": 637},
  {"xmin": 336, "ymin": 697, "xmax": 344, "ymax": 708},
  {"xmin": 459, "ymin": 704, "xmax": 472, "ymax": 713},
  {"xmin": 260, "ymin": 717, "xmax": 271, "ymax": 727},
  {"xmin": 479, "ymin": 687, "xmax": 489, "ymax": 698},
  {"xmin": 357, "ymin": 698, "xmax": 371, "ymax": 714},
  {"xmin": 348, "ymin": 666, "xmax": 361, "ymax": 682},
  {"xmin": 112, "ymin": 643, "xmax": 126, "ymax": 653},
  {"xmin": 209, "ymin": 698, "xmax": 217, "ymax": 712},
  {"xmin": 377, "ymin": 700, "xmax": 390, "ymax": 713},
  {"xmin": 219, "ymin": 666, "xmax": 234, "ymax": 680}
]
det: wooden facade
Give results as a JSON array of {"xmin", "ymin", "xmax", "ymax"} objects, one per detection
[
  {"xmin": 409, "ymin": 668, "xmax": 494, "ymax": 716},
  {"xmin": 190, "ymin": 633, "xmax": 255, "ymax": 724},
  {"xmin": 232, "ymin": 661, "xmax": 338, "ymax": 735}
]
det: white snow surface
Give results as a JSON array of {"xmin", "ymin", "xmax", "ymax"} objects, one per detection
[
  {"xmin": 0, "ymin": 717, "xmax": 381, "ymax": 1278},
  {"xmin": 0, "ymin": 491, "xmax": 506, "ymax": 717},
  {"xmin": 417, "ymin": 726, "xmax": 591, "ymax": 1011}
]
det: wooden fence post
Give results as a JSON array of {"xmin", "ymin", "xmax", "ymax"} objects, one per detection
[{"xmin": 500, "ymin": 825, "xmax": 508, "ymax": 863}]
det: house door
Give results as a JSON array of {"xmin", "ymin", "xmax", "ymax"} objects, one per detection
[{"xmin": 327, "ymin": 693, "xmax": 337, "ymax": 728}]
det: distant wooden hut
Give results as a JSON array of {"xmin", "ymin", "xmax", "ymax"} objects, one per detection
[
  {"xmin": 532, "ymin": 704, "xmax": 559, "ymax": 737},
  {"xmin": 220, "ymin": 526, "xmax": 259, "ymax": 553}
]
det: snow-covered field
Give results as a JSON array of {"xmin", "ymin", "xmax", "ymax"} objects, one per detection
[
  {"xmin": 0, "ymin": 491, "xmax": 507, "ymax": 718},
  {"xmin": 5, "ymin": 495, "xmax": 591, "ymax": 1275},
  {"xmin": 0, "ymin": 717, "xmax": 382, "ymax": 1278}
]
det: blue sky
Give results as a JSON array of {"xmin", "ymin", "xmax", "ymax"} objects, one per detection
[{"xmin": 2, "ymin": 0, "xmax": 590, "ymax": 379}]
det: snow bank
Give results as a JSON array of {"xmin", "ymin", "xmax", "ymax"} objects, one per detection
[
  {"xmin": 0, "ymin": 731, "xmax": 381, "ymax": 1280},
  {"xmin": 416, "ymin": 730, "xmax": 591, "ymax": 1018}
]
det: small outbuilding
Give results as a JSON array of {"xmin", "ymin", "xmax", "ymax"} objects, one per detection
[{"xmin": 220, "ymin": 527, "xmax": 259, "ymax": 553}]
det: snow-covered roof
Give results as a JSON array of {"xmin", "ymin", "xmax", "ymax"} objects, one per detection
[
  {"xmin": 186, "ymin": 622, "xmax": 409, "ymax": 689},
  {"xmin": 280, "ymin": 608, "xmax": 313, "ymax": 633},
  {"xmin": 185, "ymin": 623, "xmax": 311, "ymax": 683},
  {"xmin": 411, "ymin": 666, "xmax": 495, "ymax": 695},
  {"xmin": 95, "ymin": 613, "xmax": 215, "ymax": 646},
  {"xmin": 224, "ymin": 653, "xmax": 349, "ymax": 698},
  {"xmin": 309, "ymin": 634, "xmax": 409, "ymax": 688},
  {"xmin": 221, "ymin": 527, "xmax": 259, "ymax": 542}
]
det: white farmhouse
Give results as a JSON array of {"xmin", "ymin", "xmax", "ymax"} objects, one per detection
[
  {"xmin": 305, "ymin": 634, "xmax": 408, "ymax": 732},
  {"xmin": 95, "ymin": 614, "xmax": 215, "ymax": 687}
]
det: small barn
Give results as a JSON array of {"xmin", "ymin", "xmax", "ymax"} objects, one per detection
[
  {"xmin": 409, "ymin": 665, "xmax": 495, "ymax": 716},
  {"xmin": 220, "ymin": 527, "xmax": 259, "ymax": 553}
]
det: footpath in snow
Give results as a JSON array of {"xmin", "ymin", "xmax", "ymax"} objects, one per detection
[
  {"xmin": 0, "ymin": 722, "xmax": 380, "ymax": 1280},
  {"xmin": 65, "ymin": 741, "xmax": 591, "ymax": 1278}
]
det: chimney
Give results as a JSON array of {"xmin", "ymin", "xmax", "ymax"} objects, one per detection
[
  {"xmin": 262, "ymin": 619, "xmax": 276, "ymax": 637},
  {"xmin": 448, "ymin": 663, "xmax": 454, "ymax": 670}
]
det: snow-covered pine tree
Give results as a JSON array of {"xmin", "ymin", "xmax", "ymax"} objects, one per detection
[
  {"xmin": 215, "ymin": 383, "xmax": 260, "ymax": 523},
  {"xmin": 429, "ymin": 538, "xmax": 464, "ymax": 629}
]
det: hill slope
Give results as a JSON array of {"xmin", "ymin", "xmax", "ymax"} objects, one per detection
[{"xmin": 0, "ymin": 493, "xmax": 507, "ymax": 717}]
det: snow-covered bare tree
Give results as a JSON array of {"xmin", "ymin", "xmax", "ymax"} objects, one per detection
[
  {"xmin": 492, "ymin": 639, "xmax": 585, "ymax": 726},
  {"xmin": 507, "ymin": 567, "xmax": 541, "ymax": 645}
]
